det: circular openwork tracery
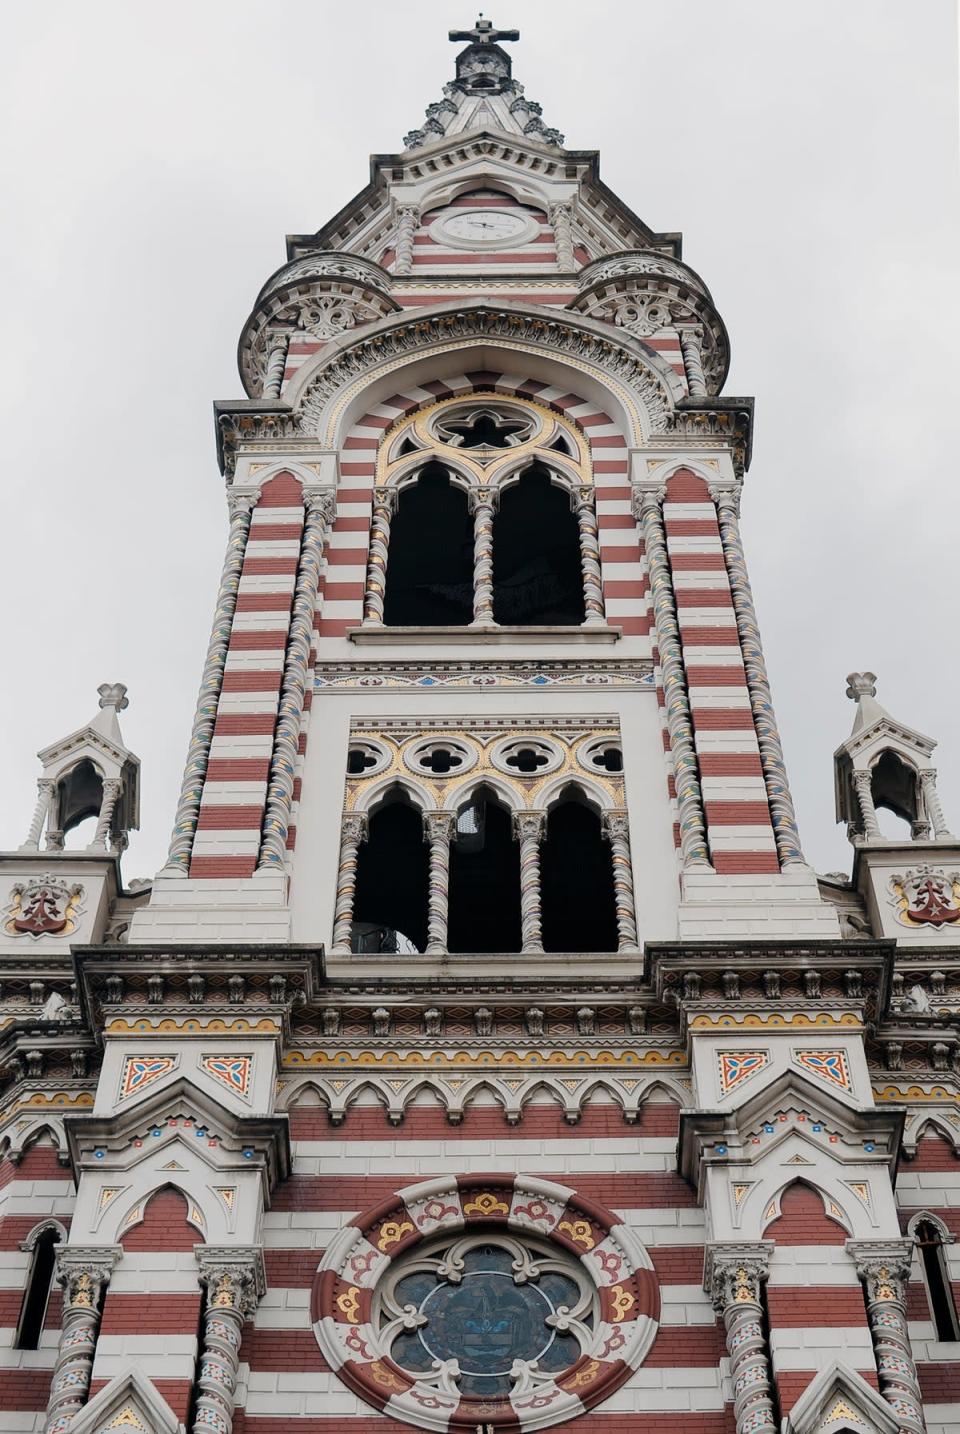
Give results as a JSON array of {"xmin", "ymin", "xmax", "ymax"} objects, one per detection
[{"xmin": 313, "ymin": 1174, "xmax": 659, "ymax": 1430}]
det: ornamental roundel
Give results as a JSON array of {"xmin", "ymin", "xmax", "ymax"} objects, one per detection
[{"xmin": 312, "ymin": 1174, "xmax": 659, "ymax": 1430}]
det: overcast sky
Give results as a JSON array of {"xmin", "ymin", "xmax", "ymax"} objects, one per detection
[{"xmin": 2, "ymin": 1, "xmax": 959, "ymax": 882}]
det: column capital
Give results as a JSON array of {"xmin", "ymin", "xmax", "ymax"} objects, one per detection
[
  {"xmin": 704, "ymin": 1240, "xmax": 773, "ymax": 1312},
  {"xmin": 846, "ymin": 1238, "xmax": 915, "ymax": 1297},
  {"xmin": 196, "ymin": 1245, "xmax": 266, "ymax": 1320},
  {"xmin": 601, "ymin": 809, "xmax": 630, "ymax": 841},
  {"xmin": 226, "ymin": 488, "xmax": 260, "ymax": 520},
  {"xmin": 341, "ymin": 812, "xmax": 369, "ymax": 845},
  {"xmin": 423, "ymin": 810, "xmax": 456, "ymax": 842},
  {"xmin": 468, "ymin": 485, "xmax": 499, "ymax": 513},
  {"xmin": 708, "ymin": 482, "xmax": 741, "ymax": 516},
  {"xmin": 302, "ymin": 486, "xmax": 337, "ymax": 522},
  {"xmin": 513, "ymin": 810, "xmax": 546, "ymax": 843},
  {"xmin": 55, "ymin": 1245, "xmax": 122, "ymax": 1305},
  {"xmin": 631, "ymin": 484, "xmax": 666, "ymax": 519},
  {"xmin": 372, "ymin": 485, "xmax": 399, "ymax": 515},
  {"xmin": 37, "ymin": 777, "xmax": 56, "ymax": 794}
]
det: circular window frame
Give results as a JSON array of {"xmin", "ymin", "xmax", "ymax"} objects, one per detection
[
  {"xmin": 490, "ymin": 737, "xmax": 564, "ymax": 780},
  {"xmin": 430, "ymin": 208, "xmax": 541, "ymax": 251},
  {"xmin": 404, "ymin": 738, "xmax": 479, "ymax": 779},
  {"xmin": 346, "ymin": 740, "xmax": 392, "ymax": 779},
  {"xmin": 312, "ymin": 1173, "xmax": 659, "ymax": 1430},
  {"xmin": 577, "ymin": 737, "xmax": 624, "ymax": 776}
]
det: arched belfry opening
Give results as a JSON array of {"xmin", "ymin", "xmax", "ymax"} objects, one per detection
[
  {"xmin": 383, "ymin": 465, "xmax": 473, "ymax": 626},
  {"xmin": 56, "ymin": 759, "xmax": 104, "ymax": 845},
  {"xmin": 870, "ymin": 749, "xmax": 920, "ymax": 838},
  {"xmin": 447, "ymin": 786, "xmax": 522, "ymax": 953},
  {"xmin": 541, "ymin": 791, "xmax": 618, "ymax": 953},
  {"xmin": 352, "ymin": 794, "xmax": 429, "ymax": 953},
  {"xmin": 492, "ymin": 466, "xmax": 585, "ymax": 625}
]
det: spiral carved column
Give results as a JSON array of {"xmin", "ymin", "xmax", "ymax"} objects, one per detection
[
  {"xmin": 848, "ymin": 1241, "xmax": 926, "ymax": 1434},
  {"xmin": 21, "ymin": 778, "xmax": 55, "ymax": 851},
  {"xmin": 193, "ymin": 1250, "xmax": 264, "ymax": 1434},
  {"xmin": 261, "ymin": 330, "xmax": 290, "ymax": 400},
  {"xmin": 601, "ymin": 811, "xmax": 639, "ymax": 951},
  {"xmin": 710, "ymin": 485, "xmax": 805, "ymax": 867},
  {"xmin": 257, "ymin": 489, "xmax": 335, "ymax": 874},
  {"xmin": 678, "ymin": 325, "xmax": 709, "ymax": 398},
  {"xmin": 572, "ymin": 486, "xmax": 606, "ymax": 625},
  {"xmin": 162, "ymin": 492, "xmax": 257, "ymax": 875},
  {"xmin": 853, "ymin": 770, "xmax": 882, "ymax": 840},
  {"xmin": 634, "ymin": 487, "xmax": 711, "ymax": 869},
  {"xmin": 44, "ymin": 1247, "xmax": 120, "ymax": 1434},
  {"xmin": 514, "ymin": 811, "xmax": 546, "ymax": 953},
  {"xmin": 363, "ymin": 487, "xmax": 397, "ymax": 625},
  {"xmin": 393, "ymin": 206, "xmax": 420, "ymax": 276},
  {"xmin": 424, "ymin": 811, "xmax": 456, "ymax": 954},
  {"xmin": 469, "ymin": 488, "xmax": 497, "ymax": 626},
  {"xmin": 920, "ymin": 769, "xmax": 952, "ymax": 838},
  {"xmin": 331, "ymin": 813, "xmax": 368, "ymax": 953},
  {"xmin": 89, "ymin": 779, "xmax": 121, "ymax": 852},
  {"xmin": 549, "ymin": 203, "xmax": 576, "ymax": 270},
  {"xmin": 707, "ymin": 1244, "xmax": 776, "ymax": 1434}
]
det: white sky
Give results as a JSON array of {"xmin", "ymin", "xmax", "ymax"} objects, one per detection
[{"xmin": 2, "ymin": 0, "xmax": 959, "ymax": 882}]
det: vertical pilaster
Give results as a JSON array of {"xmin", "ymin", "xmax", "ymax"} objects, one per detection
[
  {"xmin": 513, "ymin": 811, "xmax": 546, "ymax": 953},
  {"xmin": 331, "ymin": 813, "xmax": 368, "ymax": 953},
  {"xmin": 193, "ymin": 1249, "xmax": 265, "ymax": 1434},
  {"xmin": 424, "ymin": 811, "xmax": 456, "ymax": 954},
  {"xmin": 161, "ymin": 492, "xmax": 257, "ymax": 875},
  {"xmin": 707, "ymin": 1243, "xmax": 776, "ymax": 1434},
  {"xmin": 601, "ymin": 811, "xmax": 639, "ymax": 951},
  {"xmin": 45, "ymin": 1247, "xmax": 121, "ymax": 1434},
  {"xmin": 634, "ymin": 486, "xmax": 711, "ymax": 869},
  {"xmin": 848, "ymin": 1240, "xmax": 927, "ymax": 1434},
  {"xmin": 710, "ymin": 484, "xmax": 805, "ymax": 867},
  {"xmin": 572, "ymin": 485, "xmax": 606, "ymax": 625},
  {"xmin": 469, "ymin": 487, "xmax": 497, "ymax": 626},
  {"xmin": 363, "ymin": 488, "xmax": 397, "ymax": 625},
  {"xmin": 678, "ymin": 325, "xmax": 709, "ymax": 397},
  {"xmin": 256, "ymin": 489, "xmax": 335, "ymax": 873}
]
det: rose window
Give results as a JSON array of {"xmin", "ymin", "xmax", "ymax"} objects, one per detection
[
  {"xmin": 380, "ymin": 1234, "xmax": 594, "ymax": 1398},
  {"xmin": 313, "ymin": 1174, "xmax": 659, "ymax": 1430}
]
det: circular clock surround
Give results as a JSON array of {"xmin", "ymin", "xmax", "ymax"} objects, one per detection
[{"xmin": 432, "ymin": 207, "xmax": 540, "ymax": 250}]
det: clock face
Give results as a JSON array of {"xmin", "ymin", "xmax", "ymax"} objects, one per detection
[{"xmin": 433, "ymin": 208, "xmax": 537, "ymax": 249}]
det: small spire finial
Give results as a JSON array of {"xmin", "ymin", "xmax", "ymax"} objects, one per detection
[
  {"xmin": 449, "ymin": 14, "xmax": 519, "ymax": 45},
  {"xmin": 97, "ymin": 682, "xmax": 129, "ymax": 712},
  {"xmin": 845, "ymin": 672, "xmax": 877, "ymax": 702}
]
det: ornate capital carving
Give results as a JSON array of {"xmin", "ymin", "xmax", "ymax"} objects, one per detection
[
  {"xmin": 631, "ymin": 484, "xmax": 666, "ymax": 520},
  {"xmin": 602, "ymin": 810, "xmax": 630, "ymax": 842},
  {"xmin": 513, "ymin": 810, "xmax": 546, "ymax": 843},
  {"xmin": 302, "ymin": 487, "xmax": 337, "ymax": 523},
  {"xmin": 708, "ymin": 482, "xmax": 740, "ymax": 517},
  {"xmin": 197, "ymin": 1246, "xmax": 266, "ymax": 1320},
  {"xmin": 846, "ymin": 1239, "xmax": 914, "ymax": 1302},
  {"xmin": 705, "ymin": 1241, "xmax": 773, "ymax": 1313},
  {"xmin": 372, "ymin": 485, "xmax": 399, "ymax": 516},
  {"xmin": 340, "ymin": 813, "xmax": 369, "ymax": 845},
  {"xmin": 56, "ymin": 1245, "xmax": 122, "ymax": 1306},
  {"xmin": 423, "ymin": 811, "xmax": 456, "ymax": 843},
  {"xmin": 227, "ymin": 489, "xmax": 260, "ymax": 520}
]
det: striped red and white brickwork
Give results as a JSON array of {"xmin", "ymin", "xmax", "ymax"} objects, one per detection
[
  {"xmin": 660, "ymin": 468, "xmax": 778, "ymax": 874},
  {"xmin": 88, "ymin": 1188, "xmax": 203, "ymax": 1425},
  {"xmin": 897, "ymin": 1132, "xmax": 960, "ymax": 1432},
  {"xmin": 190, "ymin": 473, "xmax": 305, "ymax": 880},
  {"xmin": 409, "ymin": 191, "xmax": 559, "ymax": 275}
]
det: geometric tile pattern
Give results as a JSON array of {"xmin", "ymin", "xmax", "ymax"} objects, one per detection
[
  {"xmin": 794, "ymin": 1049, "xmax": 851, "ymax": 1091},
  {"xmin": 119, "ymin": 1056, "xmax": 177, "ymax": 1101},
  {"xmin": 200, "ymin": 1055, "xmax": 252, "ymax": 1099},
  {"xmin": 717, "ymin": 1050, "xmax": 769, "ymax": 1094}
]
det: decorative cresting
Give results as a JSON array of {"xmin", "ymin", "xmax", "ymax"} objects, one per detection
[
  {"xmin": 332, "ymin": 813, "xmax": 369, "ymax": 953},
  {"xmin": 364, "ymin": 393, "xmax": 604, "ymax": 630},
  {"xmin": 239, "ymin": 252, "xmax": 399, "ymax": 398},
  {"xmin": 44, "ymin": 1245, "xmax": 122, "ymax": 1434},
  {"xmin": 847, "ymin": 1240, "xmax": 927, "ymax": 1434},
  {"xmin": 601, "ymin": 811, "xmax": 639, "ymax": 951},
  {"xmin": 162, "ymin": 491, "xmax": 257, "ymax": 876},
  {"xmin": 193, "ymin": 1248, "xmax": 266, "ymax": 1434},
  {"xmin": 709, "ymin": 484, "xmax": 805, "ymax": 867},
  {"xmin": 312, "ymin": 1174, "xmax": 659, "ymax": 1431},
  {"xmin": 633, "ymin": 486, "xmax": 711, "ymax": 869},
  {"xmin": 513, "ymin": 810, "xmax": 546, "ymax": 953},
  {"xmin": 423, "ymin": 811, "xmax": 456, "ymax": 954},
  {"xmin": 705, "ymin": 1243, "xmax": 776, "ymax": 1434},
  {"xmin": 256, "ymin": 488, "xmax": 336, "ymax": 874}
]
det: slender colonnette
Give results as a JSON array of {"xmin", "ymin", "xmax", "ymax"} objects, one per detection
[
  {"xmin": 708, "ymin": 1244, "xmax": 777, "ymax": 1434},
  {"xmin": 361, "ymin": 487, "xmax": 397, "ymax": 625},
  {"xmin": 469, "ymin": 486, "xmax": 497, "ymax": 625},
  {"xmin": 573, "ymin": 484, "xmax": 606, "ymax": 624},
  {"xmin": 513, "ymin": 810, "xmax": 546, "ymax": 952},
  {"xmin": 602, "ymin": 810, "xmax": 640, "ymax": 950},
  {"xmin": 192, "ymin": 1250, "xmax": 264, "ymax": 1434},
  {"xmin": 849, "ymin": 1241, "xmax": 927, "ymax": 1434},
  {"xmin": 331, "ymin": 813, "xmax": 368, "ymax": 953},
  {"xmin": 634, "ymin": 485, "xmax": 711, "ymax": 869},
  {"xmin": 678, "ymin": 325, "xmax": 709, "ymax": 397},
  {"xmin": 257, "ymin": 489, "xmax": 336, "ymax": 873},
  {"xmin": 44, "ymin": 1248, "xmax": 120, "ymax": 1434},
  {"xmin": 161, "ymin": 492, "xmax": 257, "ymax": 875},
  {"xmin": 423, "ymin": 811, "xmax": 456, "ymax": 953},
  {"xmin": 709, "ymin": 484, "xmax": 805, "ymax": 867}
]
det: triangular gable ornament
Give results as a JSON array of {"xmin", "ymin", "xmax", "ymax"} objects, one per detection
[
  {"xmin": 62, "ymin": 1364, "xmax": 183, "ymax": 1434},
  {"xmin": 199, "ymin": 1055, "xmax": 252, "ymax": 1099},
  {"xmin": 794, "ymin": 1050, "xmax": 852, "ymax": 1092},
  {"xmin": 717, "ymin": 1050, "xmax": 769, "ymax": 1095},
  {"xmin": 782, "ymin": 1360, "xmax": 899, "ymax": 1434}
]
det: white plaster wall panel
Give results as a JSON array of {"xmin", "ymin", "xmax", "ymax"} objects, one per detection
[
  {"xmin": 93, "ymin": 1039, "xmax": 277, "ymax": 1119},
  {"xmin": 690, "ymin": 1029, "xmax": 872, "ymax": 1111}
]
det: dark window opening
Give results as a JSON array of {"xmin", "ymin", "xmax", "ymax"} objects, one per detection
[
  {"xmin": 57, "ymin": 760, "xmax": 104, "ymax": 839},
  {"xmin": 492, "ymin": 466, "xmax": 585, "ymax": 626},
  {"xmin": 870, "ymin": 751, "xmax": 919, "ymax": 828},
  {"xmin": 16, "ymin": 1227, "xmax": 60, "ymax": 1349},
  {"xmin": 383, "ymin": 465, "xmax": 474, "ymax": 626},
  {"xmin": 448, "ymin": 789, "xmax": 522, "ymax": 953},
  {"xmin": 916, "ymin": 1220, "xmax": 960, "ymax": 1341},
  {"xmin": 504, "ymin": 747, "xmax": 549, "ymax": 774},
  {"xmin": 398, "ymin": 437, "xmax": 418, "ymax": 456},
  {"xmin": 757, "ymin": 1282, "xmax": 782, "ymax": 1427},
  {"xmin": 418, "ymin": 748, "xmax": 464, "ymax": 774},
  {"xmin": 347, "ymin": 748, "xmax": 377, "ymax": 775},
  {"xmin": 551, "ymin": 434, "xmax": 571, "ymax": 454},
  {"xmin": 594, "ymin": 746, "xmax": 623, "ymax": 773},
  {"xmin": 352, "ymin": 799, "xmax": 429, "ymax": 954},
  {"xmin": 541, "ymin": 796, "xmax": 618, "ymax": 952}
]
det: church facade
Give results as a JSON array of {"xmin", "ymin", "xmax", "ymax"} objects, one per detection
[{"xmin": 2, "ymin": 19, "xmax": 960, "ymax": 1434}]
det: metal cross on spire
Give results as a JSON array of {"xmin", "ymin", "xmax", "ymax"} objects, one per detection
[{"xmin": 449, "ymin": 14, "xmax": 519, "ymax": 45}]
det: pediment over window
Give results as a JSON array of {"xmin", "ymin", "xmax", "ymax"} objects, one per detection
[
  {"xmin": 65, "ymin": 1365, "xmax": 182, "ymax": 1434},
  {"xmin": 783, "ymin": 1361, "xmax": 899, "ymax": 1434}
]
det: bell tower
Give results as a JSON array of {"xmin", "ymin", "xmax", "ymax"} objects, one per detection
[{"xmin": 5, "ymin": 18, "xmax": 960, "ymax": 1434}]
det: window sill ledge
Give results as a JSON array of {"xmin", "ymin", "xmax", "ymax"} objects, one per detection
[{"xmin": 347, "ymin": 624, "xmax": 622, "ymax": 646}]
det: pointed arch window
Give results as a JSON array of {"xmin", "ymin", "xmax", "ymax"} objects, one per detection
[
  {"xmin": 352, "ymin": 795, "xmax": 429, "ymax": 953},
  {"xmin": 492, "ymin": 466, "xmax": 584, "ymax": 626},
  {"xmin": 382, "ymin": 465, "xmax": 474, "ymax": 627},
  {"xmin": 914, "ymin": 1217, "xmax": 960, "ymax": 1341},
  {"xmin": 541, "ymin": 792, "xmax": 618, "ymax": 953},
  {"xmin": 16, "ymin": 1224, "xmax": 62, "ymax": 1349}
]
